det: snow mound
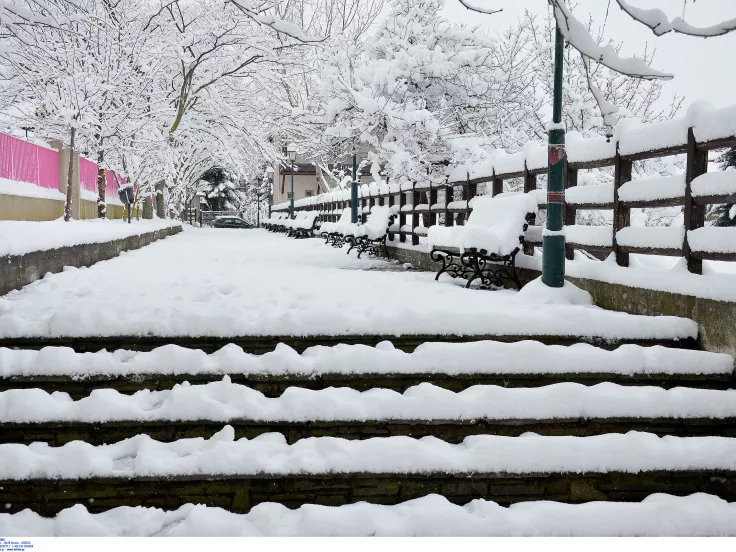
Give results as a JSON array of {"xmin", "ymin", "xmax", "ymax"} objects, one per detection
[{"xmin": 517, "ymin": 277, "xmax": 594, "ymax": 306}]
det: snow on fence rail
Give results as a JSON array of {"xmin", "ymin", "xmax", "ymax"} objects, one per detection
[{"xmin": 273, "ymin": 103, "xmax": 736, "ymax": 275}]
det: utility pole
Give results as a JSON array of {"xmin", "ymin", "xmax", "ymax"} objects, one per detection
[
  {"xmin": 542, "ymin": 23, "xmax": 566, "ymax": 288},
  {"xmin": 351, "ymin": 141, "xmax": 358, "ymax": 224}
]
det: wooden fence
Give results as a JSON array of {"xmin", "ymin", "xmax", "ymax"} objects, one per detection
[{"xmin": 273, "ymin": 105, "xmax": 736, "ymax": 275}]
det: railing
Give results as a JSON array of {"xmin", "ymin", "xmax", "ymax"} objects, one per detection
[{"xmin": 274, "ymin": 104, "xmax": 736, "ymax": 275}]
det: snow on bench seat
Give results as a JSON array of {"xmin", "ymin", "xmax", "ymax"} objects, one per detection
[
  {"xmin": 4, "ymin": 494, "xmax": 734, "ymax": 536},
  {"xmin": 687, "ymin": 227, "xmax": 736, "ymax": 255},
  {"xmin": 565, "ymin": 183, "xmax": 613, "ymax": 206},
  {"xmin": 616, "ymin": 226, "xmax": 685, "ymax": 250},
  {"xmin": 2, "ymin": 428, "xmax": 736, "ymax": 479},
  {"xmin": 619, "ymin": 175, "xmax": 685, "ymax": 203},
  {"xmin": 321, "ymin": 209, "xmax": 351, "ymax": 234},
  {"xmin": 565, "ymin": 225, "xmax": 613, "ymax": 248},
  {"xmin": 3, "ymin": 341, "xmax": 729, "ymax": 378},
  {"xmin": 3, "ymin": 379, "xmax": 736, "ymax": 423},
  {"xmin": 352, "ymin": 206, "xmax": 397, "ymax": 240},
  {"xmin": 691, "ymin": 170, "xmax": 736, "ymax": 198},
  {"xmin": 428, "ymin": 193, "xmax": 536, "ymax": 254}
]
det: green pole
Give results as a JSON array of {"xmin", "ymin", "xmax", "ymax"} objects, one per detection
[
  {"xmin": 542, "ymin": 23, "xmax": 566, "ymax": 288},
  {"xmin": 351, "ymin": 148, "xmax": 358, "ymax": 224},
  {"xmin": 290, "ymin": 160, "xmax": 295, "ymax": 219}
]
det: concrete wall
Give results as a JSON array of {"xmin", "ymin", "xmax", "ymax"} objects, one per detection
[
  {"xmin": 0, "ymin": 225, "xmax": 182, "ymax": 296},
  {"xmin": 387, "ymin": 245, "xmax": 736, "ymax": 356},
  {"xmin": 0, "ymin": 195, "xmax": 65, "ymax": 221}
]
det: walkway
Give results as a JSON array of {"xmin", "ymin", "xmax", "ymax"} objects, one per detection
[{"xmin": 0, "ymin": 228, "xmax": 695, "ymax": 342}]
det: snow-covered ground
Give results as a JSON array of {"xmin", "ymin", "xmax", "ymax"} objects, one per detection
[
  {"xmin": 0, "ymin": 218, "xmax": 181, "ymax": 257},
  {"xmin": 3, "ymin": 427, "xmax": 736, "ymax": 479},
  {"xmin": 2, "ymin": 494, "xmax": 735, "ymax": 536},
  {"xmin": 2, "ymin": 379, "xmax": 734, "ymax": 423},
  {"xmin": 0, "ymin": 228, "xmax": 697, "ymax": 340}
]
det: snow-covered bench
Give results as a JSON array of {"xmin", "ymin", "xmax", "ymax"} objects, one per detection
[
  {"xmin": 346, "ymin": 205, "xmax": 399, "ymax": 259},
  {"xmin": 267, "ymin": 212, "xmax": 291, "ymax": 232},
  {"xmin": 427, "ymin": 193, "xmax": 537, "ymax": 289},
  {"xmin": 263, "ymin": 212, "xmax": 283, "ymax": 230},
  {"xmin": 287, "ymin": 212, "xmax": 320, "ymax": 239},
  {"xmin": 320, "ymin": 208, "xmax": 353, "ymax": 247}
]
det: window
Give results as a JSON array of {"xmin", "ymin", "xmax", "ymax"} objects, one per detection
[{"xmin": 305, "ymin": 190, "xmax": 314, "ymax": 197}]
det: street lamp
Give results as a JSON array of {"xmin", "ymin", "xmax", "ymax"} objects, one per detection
[
  {"xmin": 351, "ymin": 142, "xmax": 358, "ymax": 224},
  {"xmin": 287, "ymin": 143, "xmax": 297, "ymax": 219},
  {"xmin": 541, "ymin": 23, "xmax": 566, "ymax": 288},
  {"xmin": 262, "ymin": 166, "xmax": 274, "ymax": 228}
]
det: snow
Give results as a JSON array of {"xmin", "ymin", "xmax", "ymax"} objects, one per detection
[
  {"xmin": 691, "ymin": 170, "xmax": 736, "ymax": 198},
  {"xmin": 0, "ymin": 218, "xmax": 181, "ymax": 257},
  {"xmin": 320, "ymin": 209, "xmax": 351, "ymax": 234},
  {"xmin": 565, "ymin": 132, "xmax": 617, "ymax": 164},
  {"xmin": 517, "ymin": 277, "xmax": 593, "ymax": 306},
  {"xmin": 565, "ymin": 225, "xmax": 613, "ymax": 247},
  {"xmin": 4, "ymin": 378, "xmax": 736, "ymax": 423},
  {"xmin": 427, "ymin": 193, "xmax": 536, "ymax": 255},
  {"xmin": 3, "ymin": 494, "xmax": 736, "ymax": 536},
  {"xmin": 0, "ymin": 177, "xmax": 65, "ymax": 202},
  {"xmin": 565, "ymin": 183, "xmax": 613, "ymax": 205},
  {"xmin": 616, "ymin": 226, "xmax": 685, "ymax": 250},
  {"xmin": 687, "ymin": 227, "xmax": 736, "ymax": 254},
  {"xmin": 2, "ymin": 340, "xmax": 729, "ymax": 378},
  {"xmin": 0, "ymin": 229, "xmax": 697, "ymax": 341},
  {"xmin": 352, "ymin": 206, "xmax": 395, "ymax": 240},
  {"xmin": 619, "ymin": 175, "xmax": 685, "ymax": 202},
  {"xmin": 1, "ymin": 428, "xmax": 736, "ymax": 479}
]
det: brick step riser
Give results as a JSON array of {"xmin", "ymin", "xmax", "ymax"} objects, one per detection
[
  {"xmin": 3, "ymin": 471, "xmax": 735, "ymax": 517},
  {"xmin": 0, "ymin": 334, "xmax": 699, "ymax": 354},
  {"xmin": 3, "ymin": 371, "xmax": 732, "ymax": 399},
  {"xmin": 4, "ymin": 418, "xmax": 736, "ymax": 446}
]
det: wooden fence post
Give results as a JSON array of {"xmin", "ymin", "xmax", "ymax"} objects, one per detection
[
  {"xmin": 685, "ymin": 127, "xmax": 707, "ymax": 274},
  {"xmin": 399, "ymin": 187, "xmax": 407, "ymax": 242},
  {"xmin": 430, "ymin": 187, "xmax": 438, "ymax": 227},
  {"xmin": 613, "ymin": 143, "xmax": 632, "ymax": 267},
  {"xmin": 523, "ymin": 164, "xmax": 538, "ymax": 256},
  {"xmin": 565, "ymin": 166, "xmax": 578, "ymax": 261},
  {"xmin": 412, "ymin": 185, "xmax": 420, "ymax": 245},
  {"xmin": 492, "ymin": 173, "xmax": 503, "ymax": 196}
]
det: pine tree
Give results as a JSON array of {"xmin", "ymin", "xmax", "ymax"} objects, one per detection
[
  {"xmin": 198, "ymin": 167, "xmax": 240, "ymax": 212},
  {"xmin": 713, "ymin": 148, "xmax": 736, "ymax": 227}
]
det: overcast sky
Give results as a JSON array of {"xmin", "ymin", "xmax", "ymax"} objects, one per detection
[{"xmin": 440, "ymin": 0, "xmax": 736, "ymax": 110}]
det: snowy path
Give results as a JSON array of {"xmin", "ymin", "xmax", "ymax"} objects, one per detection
[
  {"xmin": 2, "ymin": 495, "xmax": 735, "ymax": 536},
  {"xmin": 0, "ymin": 228, "xmax": 696, "ymax": 340}
]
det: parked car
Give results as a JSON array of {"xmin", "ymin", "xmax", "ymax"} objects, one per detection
[{"xmin": 212, "ymin": 216, "xmax": 253, "ymax": 229}]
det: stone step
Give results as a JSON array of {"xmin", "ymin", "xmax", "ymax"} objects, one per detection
[
  {"xmin": 3, "ymin": 417, "xmax": 735, "ymax": 446},
  {"xmin": 3, "ymin": 371, "xmax": 732, "ymax": 399},
  {"xmin": 0, "ymin": 332, "xmax": 699, "ymax": 354},
  {"xmin": 2, "ymin": 470, "xmax": 735, "ymax": 518}
]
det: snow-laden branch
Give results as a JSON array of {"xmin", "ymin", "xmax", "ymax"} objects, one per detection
[
  {"xmin": 227, "ymin": 0, "xmax": 324, "ymax": 42},
  {"xmin": 550, "ymin": 0, "xmax": 672, "ymax": 80},
  {"xmin": 616, "ymin": 0, "xmax": 736, "ymax": 38},
  {"xmin": 457, "ymin": 0, "xmax": 502, "ymax": 15}
]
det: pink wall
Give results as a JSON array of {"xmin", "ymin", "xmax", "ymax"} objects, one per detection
[
  {"xmin": 79, "ymin": 157, "xmax": 98, "ymax": 193},
  {"xmin": 0, "ymin": 132, "xmax": 60, "ymax": 190}
]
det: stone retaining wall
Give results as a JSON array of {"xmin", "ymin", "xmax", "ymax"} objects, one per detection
[
  {"xmin": 0, "ymin": 225, "xmax": 182, "ymax": 296},
  {"xmin": 387, "ymin": 245, "xmax": 736, "ymax": 356}
]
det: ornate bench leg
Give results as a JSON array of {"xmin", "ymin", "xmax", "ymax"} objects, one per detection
[{"xmin": 346, "ymin": 236, "xmax": 357, "ymax": 255}]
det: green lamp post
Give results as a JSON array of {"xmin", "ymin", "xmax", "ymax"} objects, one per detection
[
  {"xmin": 287, "ymin": 143, "xmax": 297, "ymax": 219},
  {"xmin": 351, "ymin": 143, "xmax": 358, "ymax": 224},
  {"xmin": 542, "ymin": 23, "xmax": 566, "ymax": 288}
]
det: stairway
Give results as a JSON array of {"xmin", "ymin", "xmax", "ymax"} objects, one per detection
[{"xmin": 0, "ymin": 336, "xmax": 734, "ymax": 535}]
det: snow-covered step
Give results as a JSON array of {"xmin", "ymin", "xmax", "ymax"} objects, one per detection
[
  {"xmin": 2, "ymin": 494, "xmax": 735, "ymax": 536},
  {"xmin": 2, "ymin": 380, "xmax": 735, "ymax": 445},
  {"xmin": 1, "ymin": 429, "xmax": 735, "ymax": 516},
  {"xmin": 1, "ymin": 342, "xmax": 731, "ymax": 397}
]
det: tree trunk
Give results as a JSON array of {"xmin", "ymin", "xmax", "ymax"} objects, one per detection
[
  {"xmin": 97, "ymin": 147, "xmax": 106, "ymax": 218},
  {"xmin": 64, "ymin": 127, "xmax": 76, "ymax": 222}
]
